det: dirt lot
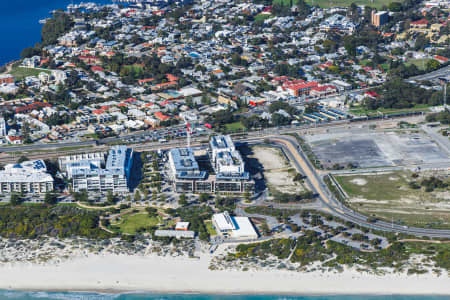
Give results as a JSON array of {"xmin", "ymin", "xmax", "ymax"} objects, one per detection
[
  {"xmin": 334, "ymin": 170, "xmax": 450, "ymax": 229},
  {"xmin": 250, "ymin": 146, "xmax": 306, "ymax": 194}
]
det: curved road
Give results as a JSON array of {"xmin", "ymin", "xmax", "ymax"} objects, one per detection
[{"xmin": 266, "ymin": 135, "xmax": 450, "ymax": 239}]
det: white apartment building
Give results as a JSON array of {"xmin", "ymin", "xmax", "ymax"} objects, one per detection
[
  {"xmin": 62, "ymin": 146, "xmax": 133, "ymax": 193},
  {"xmin": 0, "ymin": 117, "xmax": 6, "ymax": 136},
  {"xmin": 0, "ymin": 160, "xmax": 54, "ymax": 194}
]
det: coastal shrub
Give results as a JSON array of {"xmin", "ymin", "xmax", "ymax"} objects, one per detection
[{"xmin": 0, "ymin": 205, "xmax": 111, "ymax": 239}]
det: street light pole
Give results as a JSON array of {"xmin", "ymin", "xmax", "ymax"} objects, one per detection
[
  {"xmin": 439, "ymin": 77, "xmax": 448, "ymax": 110},
  {"xmin": 444, "ymin": 82, "xmax": 447, "ymax": 109}
]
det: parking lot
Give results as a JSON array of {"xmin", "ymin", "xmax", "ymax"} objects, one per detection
[
  {"xmin": 114, "ymin": 124, "xmax": 211, "ymax": 144},
  {"xmin": 305, "ymin": 131, "xmax": 450, "ymax": 168}
]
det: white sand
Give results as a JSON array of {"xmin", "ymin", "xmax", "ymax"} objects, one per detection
[
  {"xmin": 0, "ymin": 253, "xmax": 449, "ymax": 295},
  {"xmin": 350, "ymin": 178, "xmax": 367, "ymax": 186}
]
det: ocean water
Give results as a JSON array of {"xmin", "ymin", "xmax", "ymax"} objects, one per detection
[
  {"xmin": 0, "ymin": 0, "xmax": 111, "ymax": 66},
  {"xmin": 0, "ymin": 292, "xmax": 448, "ymax": 300}
]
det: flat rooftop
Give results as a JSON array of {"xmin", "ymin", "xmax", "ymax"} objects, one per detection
[
  {"xmin": 210, "ymin": 135, "xmax": 235, "ymax": 151},
  {"xmin": 169, "ymin": 147, "xmax": 200, "ymax": 172}
]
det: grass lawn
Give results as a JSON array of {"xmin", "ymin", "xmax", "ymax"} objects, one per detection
[
  {"xmin": 9, "ymin": 66, "xmax": 51, "ymax": 81},
  {"xmin": 113, "ymin": 213, "xmax": 162, "ymax": 235},
  {"xmin": 225, "ymin": 121, "xmax": 246, "ymax": 132},
  {"xmin": 350, "ymin": 104, "xmax": 431, "ymax": 117},
  {"xmin": 204, "ymin": 220, "xmax": 217, "ymax": 236},
  {"xmin": 334, "ymin": 171, "xmax": 450, "ymax": 229},
  {"xmin": 273, "ymin": 0, "xmax": 299, "ymax": 5},
  {"xmin": 255, "ymin": 14, "xmax": 272, "ymax": 22},
  {"xmin": 335, "ymin": 171, "xmax": 412, "ymax": 201},
  {"xmin": 405, "ymin": 58, "xmax": 433, "ymax": 71},
  {"xmin": 304, "ymin": 0, "xmax": 396, "ymax": 9},
  {"xmin": 122, "ymin": 64, "xmax": 144, "ymax": 76}
]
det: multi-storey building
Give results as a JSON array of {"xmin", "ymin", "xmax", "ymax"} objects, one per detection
[
  {"xmin": 0, "ymin": 117, "xmax": 6, "ymax": 136},
  {"xmin": 62, "ymin": 146, "xmax": 134, "ymax": 193},
  {"xmin": 168, "ymin": 135, "xmax": 254, "ymax": 194},
  {"xmin": 0, "ymin": 160, "xmax": 54, "ymax": 194},
  {"xmin": 0, "ymin": 74, "xmax": 14, "ymax": 84},
  {"xmin": 371, "ymin": 11, "xmax": 389, "ymax": 27}
]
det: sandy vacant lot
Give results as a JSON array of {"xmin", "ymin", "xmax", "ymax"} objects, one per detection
[
  {"xmin": 335, "ymin": 171, "xmax": 450, "ymax": 229},
  {"xmin": 251, "ymin": 146, "xmax": 305, "ymax": 194}
]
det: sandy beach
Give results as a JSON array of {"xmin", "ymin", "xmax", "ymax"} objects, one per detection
[{"xmin": 0, "ymin": 251, "xmax": 449, "ymax": 295}]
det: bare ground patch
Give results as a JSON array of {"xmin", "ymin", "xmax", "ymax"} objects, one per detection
[
  {"xmin": 335, "ymin": 171, "xmax": 450, "ymax": 229},
  {"xmin": 250, "ymin": 146, "xmax": 306, "ymax": 194}
]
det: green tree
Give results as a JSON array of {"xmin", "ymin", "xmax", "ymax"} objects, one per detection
[
  {"xmin": 106, "ymin": 191, "xmax": 115, "ymax": 204},
  {"xmin": 10, "ymin": 193, "xmax": 22, "ymax": 206},
  {"xmin": 41, "ymin": 11, "xmax": 73, "ymax": 46},
  {"xmin": 16, "ymin": 156, "xmax": 29, "ymax": 164},
  {"xmin": 134, "ymin": 190, "xmax": 141, "ymax": 202},
  {"xmin": 44, "ymin": 191, "xmax": 58, "ymax": 205},
  {"xmin": 426, "ymin": 59, "xmax": 440, "ymax": 72},
  {"xmin": 20, "ymin": 46, "xmax": 41, "ymax": 58},
  {"xmin": 179, "ymin": 194, "xmax": 188, "ymax": 206},
  {"xmin": 160, "ymin": 193, "xmax": 167, "ymax": 202},
  {"xmin": 199, "ymin": 193, "xmax": 209, "ymax": 203},
  {"xmin": 22, "ymin": 122, "xmax": 32, "ymax": 144},
  {"xmin": 73, "ymin": 189, "xmax": 88, "ymax": 202}
]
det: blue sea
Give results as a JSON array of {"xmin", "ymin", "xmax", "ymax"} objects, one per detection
[
  {"xmin": 0, "ymin": 0, "xmax": 111, "ymax": 66},
  {"xmin": 0, "ymin": 292, "xmax": 448, "ymax": 300}
]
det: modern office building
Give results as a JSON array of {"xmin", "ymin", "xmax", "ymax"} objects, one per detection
[
  {"xmin": 212, "ymin": 211, "xmax": 258, "ymax": 240},
  {"xmin": 209, "ymin": 135, "xmax": 235, "ymax": 162},
  {"xmin": 168, "ymin": 135, "xmax": 254, "ymax": 193},
  {"xmin": 61, "ymin": 145, "xmax": 134, "ymax": 193},
  {"xmin": 371, "ymin": 10, "xmax": 389, "ymax": 27},
  {"xmin": 0, "ymin": 117, "xmax": 6, "ymax": 136},
  {"xmin": 0, "ymin": 160, "xmax": 54, "ymax": 194}
]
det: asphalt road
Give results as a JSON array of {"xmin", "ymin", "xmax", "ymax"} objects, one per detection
[
  {"xmin": 409, "ymin": 65, "xmax": 450, "ymax": 81},
  {"xmin": 0, "ymin": 114, "xmax": 424, "ymax": 155}
]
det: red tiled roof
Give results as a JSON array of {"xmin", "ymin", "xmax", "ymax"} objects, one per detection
[
  {"xmin": 138, "ymin": 78, "xmax": 155, "ymax": 84},
  {"xmin": 91, "ymin": 66, "xmax": 104, "ymax": 72},
  {"xmin": 282, "ymin": 79, "xmax": 306, "ymax": 87},
  {"xmin": 92, "ymin": 109, "xmax": 105, "ymax": 115},
  {"xmin": 287, "ymin": 81, "xmax": 319, "ymax": 91},
  {"xmin": 411, "ymin": 19, "xmax": 428, "ymax": 25},
  {"xmin": 154, "ymin": 111, "xmax": 170, "ymax": 121},
  {"xmin": 155, "ymin": 81, "xmax": 177, "ymax": 87},
  {"xmin": 271, "ymin": 76, "xmax": 289, "ymax": 82},
  {"xmin": 311, "ymin": 85, "xmax": 336, "ymax": 92},
  {"xmin": 434, "ymin": 55, "xmax": 448, "ymax": 62},
  {"xmin": 166, "ymin": 74, "xmax": 179, "ymax": 81},
  {"xmin": 15, "ymin": 102, "xmax": 51, "ymax": 113},
  {"xmin": 365, "ymin": 91, "xmax": 381, "ymax": 98}
]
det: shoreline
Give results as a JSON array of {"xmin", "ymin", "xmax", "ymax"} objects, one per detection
[
  {"xmin": 3, "ymin": 289, "xmax": 450, "ymax": 297},
  {"xmin": 0, "ymin": 253, "xmax": 449, "ymax": 296}
]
